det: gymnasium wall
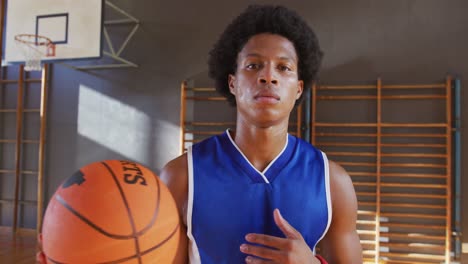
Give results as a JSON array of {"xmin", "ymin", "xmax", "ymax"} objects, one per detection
[{"xmin": 2, "ymin": 0, "xmax": 467, "ymax": 262}]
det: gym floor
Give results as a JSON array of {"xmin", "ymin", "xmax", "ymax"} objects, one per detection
[{"xmin": 0, "ymin": 227, "xmax": 37, "ymax": 264}]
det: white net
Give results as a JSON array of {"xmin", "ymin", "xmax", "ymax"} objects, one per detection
[{"xmin": 14, "ymin": 34, "xmax": 54, "ymax": 71}]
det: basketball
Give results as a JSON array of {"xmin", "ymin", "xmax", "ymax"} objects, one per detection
[{"xmin": 41, "ymin": 160, "xmax": 181, "ymax": 263}]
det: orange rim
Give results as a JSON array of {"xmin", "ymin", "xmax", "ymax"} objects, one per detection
[{"xmin": 14, "ymin": 34, "xmax": 53, "ymax": 46}]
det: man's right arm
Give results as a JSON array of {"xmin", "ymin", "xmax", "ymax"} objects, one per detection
[{"xmin": 160, "ymin": 154, "xmax": 190, "ymax": 264}]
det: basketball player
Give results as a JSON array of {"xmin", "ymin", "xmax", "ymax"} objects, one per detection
[
  {"xmin": 37, "ymin": 5, "xmax": 362, "ymax": 264},
  {"xmin": 161, "ymin": 5, "xmax": 362, "ymax": 264}
]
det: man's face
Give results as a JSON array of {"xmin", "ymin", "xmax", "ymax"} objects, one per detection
[{"xmin": 228, "ymin": 33, "xmax": 303, "ymax": 128}]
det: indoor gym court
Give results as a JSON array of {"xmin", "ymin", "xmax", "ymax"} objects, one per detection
[{"xmin": 0, "ymin": 0, "xmax": 467, "ymax": 263}]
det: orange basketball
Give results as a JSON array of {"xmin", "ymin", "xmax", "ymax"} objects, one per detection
[{"xmin": 42, "ymin": 160, "xmax": 181, "ymax": 263}]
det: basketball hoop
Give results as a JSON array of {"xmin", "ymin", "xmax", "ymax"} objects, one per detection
[{"xmin": 14, "ymin": 34, "xmax": 56, "ymax": 71}]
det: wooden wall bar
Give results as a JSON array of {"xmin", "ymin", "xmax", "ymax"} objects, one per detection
[
  {"xmin": 311, "ymin": 77, "xmax": 453, "ymax": 263},
  {"xmin": 0, "ymin": 65, "xmax": 49, "ymax": 232}
]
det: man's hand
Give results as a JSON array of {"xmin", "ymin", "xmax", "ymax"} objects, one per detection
[{"xmin": 240, "ymin": 209, "xmax": 321, "ymax": 264}]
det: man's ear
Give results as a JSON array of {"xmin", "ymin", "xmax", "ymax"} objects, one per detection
[
  {"xmin": 296, "ymin": 80, "xmax": 304, "ymax": 100},
  {"xmin": 228, "ymin": 74, "xmax": 236, "ymax": 95}
]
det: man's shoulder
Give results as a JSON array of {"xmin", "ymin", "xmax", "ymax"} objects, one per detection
[
  {"xmin": 328, "ymin": 160, "xmax": 350, "ymax": 182},
  {"xmin": 165, "ymin": 153, "xmax": 188, "ymax": 168},
  {"xmin": 160, "ymin": 154, "xmax": 188, "ymax": 183}
]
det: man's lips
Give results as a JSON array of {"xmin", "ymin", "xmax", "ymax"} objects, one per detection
[{"xmin": 254, "ymin": 93, "xmax": 280, "ymax": 101}]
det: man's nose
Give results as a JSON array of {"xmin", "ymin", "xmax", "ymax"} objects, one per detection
[{"xmin": 258, "ymin": 65, "xmax": 278, "ymax": 85}]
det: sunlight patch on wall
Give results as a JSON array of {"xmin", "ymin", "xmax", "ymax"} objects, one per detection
[{"xmin": 77, "ymin": 84, "xmax": 151, "ymax": 163}]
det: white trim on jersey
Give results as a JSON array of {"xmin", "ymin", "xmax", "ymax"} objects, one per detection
[
  {"xmin": 225, "ymin": 129, "xmax": 289, "ymax": 184},
  {"xmin": 187, "ymin": 146, "xmax": 201, "ymax": 264},
  {"xmin": 312, "ymin": 151, "xmax": 333, "ymax": 254},
  {"xmin": 262, "ymin": 133, "xmax": 289, "ymax": 174}
]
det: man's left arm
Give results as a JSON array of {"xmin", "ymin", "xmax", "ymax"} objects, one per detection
[{"xmin": 319, "ymin": 160, "xmax": 362, "ymax": 263}]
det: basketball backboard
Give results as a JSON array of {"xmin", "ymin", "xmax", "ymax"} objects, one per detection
[{"xmin": 3, "ymin": 0, "xmax": 103, "ymax": 64}]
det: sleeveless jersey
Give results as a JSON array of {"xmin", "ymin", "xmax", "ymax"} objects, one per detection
[{"xmin": 186, "ymin": 130, "xmax": 331, "ymax": 264}]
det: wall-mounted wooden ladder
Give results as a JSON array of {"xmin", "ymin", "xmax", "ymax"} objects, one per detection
[
  {"xmin": 311, "ymin": 77, "xmax": 453, "ymax": 264},
  {"xmin": 0, "ymin": 64, "xmax": 49, "ymax": 233}
]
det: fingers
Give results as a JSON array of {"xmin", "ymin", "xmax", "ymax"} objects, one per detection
[
  {"xmin": 240, "ymin": 243, "xmax": 283, "ymax": 262},
  {"xmin": 245, "ymin": 255, "xmax": 277, "ymax": 264},
  {"xmin": 245, "ymin": 233, "xmax": 288, "ymax": 249},
  {"xmin": 36, "ymin": 251, "xmax": 46, "ymax": 264},
  {"xmin": 273, "ymin": 209, "xmax": 301, "ymax": 239},
  {"xmin": 241, "ymin": 209, "xmax": 307, "ymax": 263},
  {"xmin": 36, "ymin": 233, "xmax": 46, "ymax": 264}
]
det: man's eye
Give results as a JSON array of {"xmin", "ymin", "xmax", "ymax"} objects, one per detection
[
  {"xmin": 246, "ymin": 64, "xmax": 259, "ymax": 69},
  {"xmin": 279, "ymin": 65, "xmax": 291, "ymax": 71}
]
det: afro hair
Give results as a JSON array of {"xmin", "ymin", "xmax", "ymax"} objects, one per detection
[{"xmin": 208, "ymin": 5, "xmax": 323, "ymax": 106}]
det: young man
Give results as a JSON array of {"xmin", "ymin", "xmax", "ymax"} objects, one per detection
[{"xmin": 162, "ymin": 5, "xmax": 362, "ymax": 264}]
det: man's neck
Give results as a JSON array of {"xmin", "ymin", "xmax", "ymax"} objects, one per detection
[{"xmin": 231, "ymin": 120, "xmax": 289, "ymax": 172}]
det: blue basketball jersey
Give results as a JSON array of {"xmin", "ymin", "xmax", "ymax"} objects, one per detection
[{"xmin": 186, "ymin": 130, "xmax": 331, "ymax": 264}]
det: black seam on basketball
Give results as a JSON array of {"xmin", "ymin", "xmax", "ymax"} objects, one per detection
[
  {"xmin": 135, "ymin": 173, "xmax": 160, "ymax": 236},
  {"xmin": 49, "ymin": 163, "xmax": 173, "ymax": 264},
  {"xmin": 56, "ymin": 195, "xmax": 133, "ymax": 239},
  {"xmin": 96, "ymin": 223, "xmax": 180, "ymax": 264},
  {"xmin": 47, "ymin": 194, "xmax": 179, "ymax": 264},
  {"xmin": 139, "ymin": 222, "xmax": 180, "ymax": 256},
  {"xmin": 47, "ymin": 204, "xmax": 180, "ymax": 264},
  {"xmin": 101, "ymin": 161, "xmax": 143, "ymax": 263}
]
